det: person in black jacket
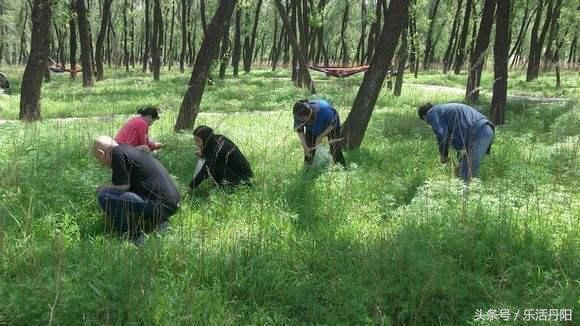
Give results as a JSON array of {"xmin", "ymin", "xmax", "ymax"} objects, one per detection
[{"xmin": 189, "ymin": 126, "xmax": 253, "ymax": 190}]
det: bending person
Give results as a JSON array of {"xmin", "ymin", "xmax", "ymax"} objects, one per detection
[
  {"xmin": 293, "ymin": 99, "xmax": 346, "ymax": 165},
  {"xmin": 115, "ymin": 107, "xmax": 162, "ymax": 152},
  {"xmin": 189, "ymin": 126, "xmax": 253, "ymax": 190},
  {"xmin": 418, "ymin": 102, "xmax": 495, "ymax": 180},
  {"xmin": 92, "ymin": 136, "xmax": 180, "ymax": 244}
]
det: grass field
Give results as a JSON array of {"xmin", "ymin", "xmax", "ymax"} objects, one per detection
[{"xmin": 0, "ymin": 66, "xmax": 578, "ymax": 324}]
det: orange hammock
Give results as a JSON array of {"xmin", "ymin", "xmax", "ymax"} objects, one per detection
[
  {"xmin": 308, "ymin": 65, "xmax": 369, "ymax": 78},
  {"xmin": 49, "ymin": 65, "xmax": 82, "ymax": 74}
]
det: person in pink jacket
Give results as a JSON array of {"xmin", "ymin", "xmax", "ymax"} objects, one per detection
[{"xmin": 115, "ymin": 107, "xmax": 162, "ymax": 152}]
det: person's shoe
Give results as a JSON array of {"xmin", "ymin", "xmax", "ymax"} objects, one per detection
[{"xmin": 157, "ymin": 221, "xmax": 172, "ymax": 234}]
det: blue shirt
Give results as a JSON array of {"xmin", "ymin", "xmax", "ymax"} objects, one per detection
[
  {"xmin": 293, "ymin": 100, "xmax": 340, "ymax": 138},
  {"xmin": 426, "ymin": 103, "xmax": 492, "ymax": 157}
]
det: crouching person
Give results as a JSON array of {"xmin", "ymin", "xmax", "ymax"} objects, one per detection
[
  {"xmin": 189, "ymin": 126, "xmax": 253, "ymax": 191},
  {"xmin": 92, "ymin": 136, "xmax": 180, "ymax": 244}
]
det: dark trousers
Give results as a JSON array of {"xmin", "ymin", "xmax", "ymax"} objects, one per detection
[
  {"xmin": 97, "ymin": 188, "xmax": 176, "ymax": 239},
  {"xmin": 305, "ymin": 126, "xmax": 346, "ymax": 166}
]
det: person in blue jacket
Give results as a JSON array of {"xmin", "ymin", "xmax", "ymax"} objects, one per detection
[
  {"xmin": 293, "ymin": 99, "xmax": 346, "ymax": 166},
  {"xmin": 418, "ymin": 102, "xmax": 495, "ymax": 179}
]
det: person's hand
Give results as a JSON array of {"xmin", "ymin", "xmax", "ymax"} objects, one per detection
[
  {"xmin": 303, "ymin": 146, "xmax": 313, "ymax": 158},
  {"xmin": 136, "ymin": 144, "xmax": 151, "ymax": 152},
  {"xmin": 314, "ymin": 137, "xmax": 322, "ymax": 149},
  {"xmin": 440, "ymin": 155, "xmax": 448, "ymax": 164},
  {"xmin": 96, "ymin": 184, "xmax": 110, "ymax": 193}
]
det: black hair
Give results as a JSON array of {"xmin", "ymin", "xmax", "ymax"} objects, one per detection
[
  {"xmin": 193, "ymin": 125, "xmax": 217, "ymax": 158},
  {"xmin": 418, "ymin": 103, "xmax": 433, "ymax": 120},
  {"xmin": 293, "ymin": 100, "xmax": 311, "ymax": 117},
  {"xmin": 137, "ymin": 106, "xmax": 160, "ymax": 120}
]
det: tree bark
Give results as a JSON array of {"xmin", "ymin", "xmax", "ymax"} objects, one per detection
[
  {"xmin": 442, "ymin": 0, "xmax": 463, "ymax": 73},
  {"xmin": 180, "ymin": 0, "xmax": 188, "ymax": 72},
  {"xmin": 219, "ymin": 17, "xmax": 232, "ymax": 78},
  {"xmin": 152, "ymin": 0, "xmax": 163, "ymax": 81},
  {"xmin": 75, "ymin": 0, "xmax": 95, "ymax": 87},
  {"xmin": 200, "ymin": 0, "xmax": 208, "ymax": 35},
  {"xmin": 168, "ymin": 0, "xmax": 176, "ymax": 71},
  {"xmin": 232, "ymin": 8, "xmax": 242, "ymax": 76},
  {"xmin": 423, "ymin": 0, "xmax": 441, "ymax": 70},
  {"xmin": 355, "ymin": 0, "xmax": 367, "ymax": 65},
  {"xmin": 123, "ymin": 0, "xmax": 129, "ymax": 71},
  {"xmin": 69, "ymin": 5, "xmax": 78, "ymax": 79},
  {"xmin": 20, "ymin": 0, "xmax": 54, "ymax": 121},
  {"xmin": 542, "ymin": 0, "xmax": 563, "ymax": 70},
  {"xmin": 275, "ymin": 0, "xmax": 315, "ymax": 93},
  {"xmin": 143, "ymin": 0, "xmax": 150, "ymax": 72},
  {"xmin": 342, "ymin": 0, "xmax": 409, "ymax": 149},
  {"xmin": 466, "ymin": 0, "xmax": 496, "ymax": 103},
  {"xmin": 243, "ymin": 0, "xmax": 263, "ymax": 73},
  {"xmin": 339, "ymin": 1, "xmax": 350, "ymax": 65},
  {"xmin": 95, "ymin": 0, "xmax": 113, "ymax": 81},
  {"xmin": 453, "ymin": 0, "xmax": 473, "ymax": 74},
  {"xmin": 490, "ymin": 0, "xmax": 510, "ymax": 125},
  {"xmin": 526, "ymin": 0, "xmax": 550, "ymax": 81},
  {"xmin": 394, "ymin": 18, "xmax": 409, "ymax": 97},
  {"xmin": 175, "ymin": 0, "xmax": 238, "ymax": 131}
]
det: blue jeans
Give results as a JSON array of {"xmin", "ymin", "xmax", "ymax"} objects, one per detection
[
  {"xmin": 97, "ymin": 188, "xmax": 175, "ymax": 238},
  {"xmin": 459, "ymin": 124, "xmax": 494, "ymax": 179}
]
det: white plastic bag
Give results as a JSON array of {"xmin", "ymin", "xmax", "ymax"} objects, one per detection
[{"xmin": 312, "ymin": 144, "xmax": 331, "ymax": 169}]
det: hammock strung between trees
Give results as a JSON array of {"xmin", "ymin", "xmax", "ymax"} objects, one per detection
[
  {"xmin": 49, "ymin": 65, "xmax": 82, "ymax": 74},
  {"xmin": 308, "ymin": 65, "xmax": 369, "ymax": 78}
]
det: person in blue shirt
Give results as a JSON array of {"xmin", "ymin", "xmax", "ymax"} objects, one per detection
[
  {"xmin": 418, "ymin": 102, "xmax": 495, "ymax": 179},
  {"xmin": 293, "ymin": 99, "xmax": 346, "ymax": 166}
]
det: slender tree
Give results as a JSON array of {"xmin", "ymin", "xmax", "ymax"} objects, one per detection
[
  {"xmin": 542, "ymin": 0, "xmax": 563, "ymax": 69},
  {"xmin": 75, "ymin": 0, "xmax": 95, "ymax": 87},
  {"xmin": 442, "ymin": 0, "xmax": 463, "ymax": 73},
  {"xmin": 123, "ymin": 0, "xmax": 129, "ymax": 71},
  {"xmin": 339, "ymin": 1, "xmax": 350, "ymax": 65},
  {"xmin": 355, "ymin": 0, "xmax": 367, "ymax": 64},
  {"xmin": 219, "ymin": 16, "xmax": 232, "ymax": 78},
  {"xmin": 342, "ymin": 0, "xmax": 410, "ymax": 149},
  {"xmin": 490, "ymin": 0, "xmax": 511, "ymax": 125},
  {"xmin": 232, "ymin": 8, "xmax": 241, "ymax": 76},
  {"xmin": 526, "ymin": 0, "xmax": 550, "ymax": 81},
  {"xmin": 243, "ymin": 0, "xmax": 263, "ymax": 73},
  {"xmin": 175, "ymin": 0, "xmax": 239, "ymax": 130},
  {"xmin": 151, "ymin": 0, "xmax": 163, "ymax": 80},
  {"xmin": 394, "ymin": 17, "xmax": 409, "ymax": 96},
  {"xmin": 423, "ymin": 0, "xmax": 442, "ymax": 69},
  {"xmin": 275, "ymin": 0, "xmax": 316, "ymax": 93},
  {"xmin": 143, "ymin": 0, "xmax": 150, "ymax": 72},
  {"xmin": 466, "ymin": 0, "xmax": 496, "ymax": 103},
  {"xmin": 95, "ymin": 0, "xmax": 113, "ymax": 81},
  {"xmin": 69, "ymin": 4, "xmax": 78, "ymax": 79},
  {"xmin": 453, "ymin": 0, "xmax": 473, "ymax": 74},
  {"xmin": 168, "ymin": 0, "xmax": 176, "ymax": 70},
  {"xmin": 180, "ymin": 0, "xmax": 188, "ymax": 72},
  {"xmin": 20, "ymin": 0, "xmax": 54, "ymax": 121}
]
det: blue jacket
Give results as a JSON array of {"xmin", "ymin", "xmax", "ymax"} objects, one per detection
[
  {"xmin": 426, "ymin": 103, "xmax": 493, "ymax": 157},
  {"xmin": 294, "ymin": 100, "xmax": 340, "ymax": 138}
]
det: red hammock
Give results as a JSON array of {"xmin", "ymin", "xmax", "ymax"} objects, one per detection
[
  {"xmin": 49, "ymin": 65, "xmax": 82, "ymax": 74},
  {"xmin": 308, "ymin": 65, "xmax": 369, "ymax": 78}
]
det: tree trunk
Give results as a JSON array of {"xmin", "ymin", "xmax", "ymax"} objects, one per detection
[
  {"xmin": 69, "ymin": 6, "xmax": 78, "ymax": 79},
  {"xmin": 442, "ymin": 0, "xmax": 463, "ymax": 73},
  {"xmin": 232, "ymin": 8, "xmax": 242, "ymax": 76},
  {"xmin": 509, "ymin": 0, "xmax": 531, "ymax": 59},
  {"xmin": 20, "ymin": 0, "xmax": 53, "ymax": 121},
  {"xmin": 95, "ymin": 0, "xmax": 113, "ymax": 81},
  {"xmin": 466, "ymin": 0, "xmax": 496, "ymax": 103},
  {"xmin": 168, "ymin": 0, "xmax": 176, "ymax": 71},
  {"xmin": 394, "ymin": 19, "xmax": 409, "ymax": 97},
  {"xmin": 315, "ymin": 0, "xmax": 327, "ymax": 65},
  {"xmin": 219, "ymin": 17, "xmax": 232, "ymax": 78},
  {"xmin": 19, "ymin": 6, "xmax": 29, "ymax": 65},
  {"xmin": 568, "ymin": 35, "xmax": 577, "ymax": 65},
  {"xmin": 270, "ymin": 14, "xmax": 279, "ymax": 64},
  {"xmin": 76, "ymin": 0, "xmax": 95, "ymax": 87},
  {"xmin": 339, "ymin": 1, "xmax": 350, "ymax": 65},
  {"xmin": 453, "ymin": 0, "xmax": 473, "ymax": 74},
  {"xmin": 200, "ymin": 0, "xmax": 208, "ymax": 35},
  {"xmin": 243, "ymin": 0, "xmax": 263, "ymax": 73},
  {"xmin": 130, "ymin": 0, "xmax": 135, "ymax": 67},
  {"xmin": 123, "ymin": 0, "xmax": 129, "ymax": 71},
  {"xmin": 152, "ymin": 0, "xmax": 163, "ymax": 81},
  {"xmin": 143, "ymin": 0, "xmax": 150, "ymax": 72},
  {"xmin": 423, "ymin": 0, "xmax": 441, "ymax": 70},
  {"xmin": 526, "ymin": 0, "xmax": 551, "ymax": 81},
  {"xmin": 342, "ymin": 0, "xmax": 409, "ymax": 149},
  {"xmin": 366, "ymin": 0, "xmax": 382, "ymax": 63},
  {"xmin": 175, "ymin": 0, "xmax": 238, "ymax": 131},
  {"xmin": 275, "ymin": 0, "xmax": 315, "ymax": 93},
  {"xmin": 355, "ymin": 0, "xmax": 367, "ymax": 65},
  {"xmin": 542, "ymin": 0, "xmax": 563, "ymax": 70},
  {"xmin": 490, "ymin": 0, "xmax": 510, "ymax": 125},
  {"xmin": 180, "ymin": 0, "xmax": 188, "ymax": 72}
]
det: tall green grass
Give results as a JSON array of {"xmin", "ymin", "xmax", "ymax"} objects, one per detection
[{"xmin": 0, "ymin": 68, "xmax": 578, "ymax": 324}]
